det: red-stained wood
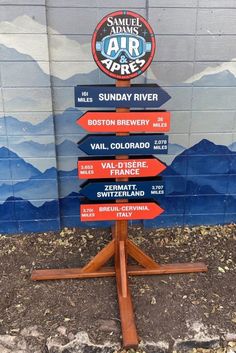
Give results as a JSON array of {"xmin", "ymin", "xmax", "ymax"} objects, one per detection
[
  {"xmin": 31, "ymin": 78, "xmax": 208, "ymax": 350},
  {"xmin": 127, "ymin": 239, "xmax": 161, "ymax": 269},
  {"xmin": 119, "ymin": 241, "xmax": 128, "ymax": 298},
  {"xmin": 82, "ymin": 239, "xmax": 115, "ymax": 273},
  {"xmin": 114, "ymin": 79, "xmax": 139, "ymax": 349},
  {"xmin": 31, "ymin": 263, "xmax": 208, "ymax": 281}
]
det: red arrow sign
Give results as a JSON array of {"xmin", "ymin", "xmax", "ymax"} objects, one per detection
[
  {"xmin": 77, "ymin": 111, "xmax": 170, "ymax": 133},
  {"xmin": 78, "ymin": 158, "xmax": 166, "ymax": 179},
  {"xmin": 80, "ymin": 202, "xmax": 164, "ymax": 221}
]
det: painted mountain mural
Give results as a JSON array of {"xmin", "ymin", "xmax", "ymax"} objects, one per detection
[
  {"xmin": 1, "ymin": 13, "xmax": 236, "ymax": 234},
  {"xmin": 1, "ymin": 138, "xmax": 236, "ymax": 233}
]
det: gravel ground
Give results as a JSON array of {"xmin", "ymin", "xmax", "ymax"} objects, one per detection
[{"xmin": 0, "ymin": 224, "xmax": 235, "ymax": 353}]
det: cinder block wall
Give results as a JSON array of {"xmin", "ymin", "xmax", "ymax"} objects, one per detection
[{"xmin": 0, "ymin": 0, "xmax": 236, "ymax": 233}]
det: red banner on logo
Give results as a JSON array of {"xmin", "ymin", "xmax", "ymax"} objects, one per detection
[
  {"xmin": 80, "ymin": 202, "xmax": 164, "ymax": 221},
  {"xmin": 78, "ymin": 158, "xmax": 166, "ymax": 179},
  {"xmin": 77, "ymin": 111, "xmax": 170, "ymax": 133}
]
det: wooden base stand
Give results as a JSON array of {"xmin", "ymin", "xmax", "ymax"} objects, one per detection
[
  {"xmin": 31, "ymin": 79, "xmax": 207, "ymax": 349},
  {"xmin": 31, "ymin": 227, "xmax": 207, "ymax": 349}
]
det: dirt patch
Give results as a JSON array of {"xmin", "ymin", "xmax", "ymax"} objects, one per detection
[{"xmin": 0, "ymin": 224, "xmax": 235, "ymax": 349}]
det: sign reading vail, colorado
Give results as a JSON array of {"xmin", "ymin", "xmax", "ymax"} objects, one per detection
[
  {"xmin": 78, "ymin": 134, "xmax": 168, "ymax": 156},
  {"xmin": 92, "ymin": 10, "xmax": 156, "ymax": 80}
]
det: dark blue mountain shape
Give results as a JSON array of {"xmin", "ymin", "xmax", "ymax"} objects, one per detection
[
  {"xmin": 0, "ymin": 147, "xmax": 58, "ymax": 179},
  {"xmin": 0, "ymin": 146, "xmax": 41, "ymax": 179},
  {"xmin": 1, "ymin": 44, "xmax": 40, "ymax": 62},
  {"xmin": 3, "ymin": 109, "xmax": 83, "ymax": 137},
  {"xmin": 163, "ymin": 139, "xmax": 235, "ymax": 177},
  {"xmin": 0, "ymin": 146, "xmax": 20, "ymax": 158},
  {"xmin": 54, "ymin": 108, "xmax": 84, "ymax": 134},
  {"xmin": 0, "ymin": 165, "xmax": 58, "ymax": 202},
  {"xmin": 0, "ymin": 196, "xmax": 59, "ymax": 222},
  {"xmin": 52, "ymin": 68, "xmax": 101, "ymax": 86},
  {"xmin": 192, "ymin": 69, "xmax": 236, "ymax": 86},
  {"xmin": 161, "ymin": 139, "xmax": 236, "ymax": 200},
  {"xmin": 228, "ymin": 142, "xmax": 236, "ymax": 151},
  {"xmin": 5, "ymin": 115, "xmax": 53, "ymax": 135},
  {"xmin": 58, "ymin": 169, "xmax": 77, "ymax": 177},
  {"xmin": 168, "ymin": 143, "xmax": 185, "ymax": 155},
  {"xmin": 56, "ymin": 139, "xmax": 79, "ymax": 156},
  {"xmin": 185, "ymin": 139, "xmax": 231, "ymax": 155},
  {"xmin": 38, "ymin": 167, "xmax": 57, "ymax": 179},
  {"xmin": 10, "ymin": 140, "xmax": 55, "ymax": 158}
]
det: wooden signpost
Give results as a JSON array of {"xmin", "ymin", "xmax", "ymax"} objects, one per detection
[{"xmin": 31, "ymin": 10, "xmax": 207, "ymax": 349}]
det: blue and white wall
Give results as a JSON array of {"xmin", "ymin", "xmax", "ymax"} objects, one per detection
[{"xmin": 1, "ymin": 0, "xmax": 236, "ymax": 233}]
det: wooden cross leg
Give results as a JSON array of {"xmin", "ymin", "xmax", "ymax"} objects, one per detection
[{"xmin": 31, "ymin": 237, "xmax": 207, "ymax": 349}]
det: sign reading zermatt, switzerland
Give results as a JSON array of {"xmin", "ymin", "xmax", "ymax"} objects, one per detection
[
  {"xmin": 76, "ymin": 9, "xmax": 170, "ymax": 222},
  {"xmin": 80, "ymin": 180, "xmax": 165, "ymax": 201}
]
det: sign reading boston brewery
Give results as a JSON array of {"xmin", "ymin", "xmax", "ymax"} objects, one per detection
[
  {"xmin": 91, "ymin": 10, "xmax": 156, "ymax": 80},
  {"xmin": 78, "ymin": 134, "xmax": 168, "ymax": 156},
  {"xmin": 77, "ymin": 111, "xmax": 170, "ymax": 133}
]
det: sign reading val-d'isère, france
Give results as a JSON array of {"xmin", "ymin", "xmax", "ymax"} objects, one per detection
[
  {"xmin": 78, "ymin": 158, "xmax": 166, "ymax": 179},
  {"xmin": 91, "ymin": 10, "xmax": 156, "ymax": 80}
]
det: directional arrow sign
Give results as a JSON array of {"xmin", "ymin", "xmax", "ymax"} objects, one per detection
[
  {"xmin": 78, "ymin": 158, "xmax": 166, "ymax": 179},
  {"xmin": 77, "ymin": 111, "xmax": 170, "ymax": 133},
  {"xmin": 74, "ymin": 84, "xmax": 171, "ymax": 108},
  {"xmin": 78, "ymin": 134, "xmax": 168, "ymax": 156},
  {"xmin": 79, "ymin": 180, "xmax": 165, "ymax": 201},
  {"xmin": 80, "ymin": 202, "xmax": 164, "ymax": 221}
]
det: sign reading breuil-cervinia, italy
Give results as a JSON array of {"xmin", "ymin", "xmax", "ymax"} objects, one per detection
[
  {"xmin": 91, "ymin": 10, "xmax": 156, "ymax": 80},
  {"xmin": 80, "ymin": 202, "xmax": 164, "ymax": 221}
]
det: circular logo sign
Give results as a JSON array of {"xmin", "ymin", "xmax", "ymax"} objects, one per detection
[{"xmin": 92, "ymin": 10, "xmax": 156, "ymax": 80}]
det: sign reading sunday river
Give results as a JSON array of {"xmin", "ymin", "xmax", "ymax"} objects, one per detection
[
  {"xmin": 74, "ymin": 85, "xmax": 170, "ymax": 108},
  {"xmin": 92, "ymin": 10, "xmax": 156, "ymax": 80}
]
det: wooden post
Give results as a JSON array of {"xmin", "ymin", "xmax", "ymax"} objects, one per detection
[
  {"xmin": 114, "ymin": 79, "xmax": 139, "ymax": 348},
  {"xmin": 31, "ymin": 81, "xmax": 208, "ymax": 349}
]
